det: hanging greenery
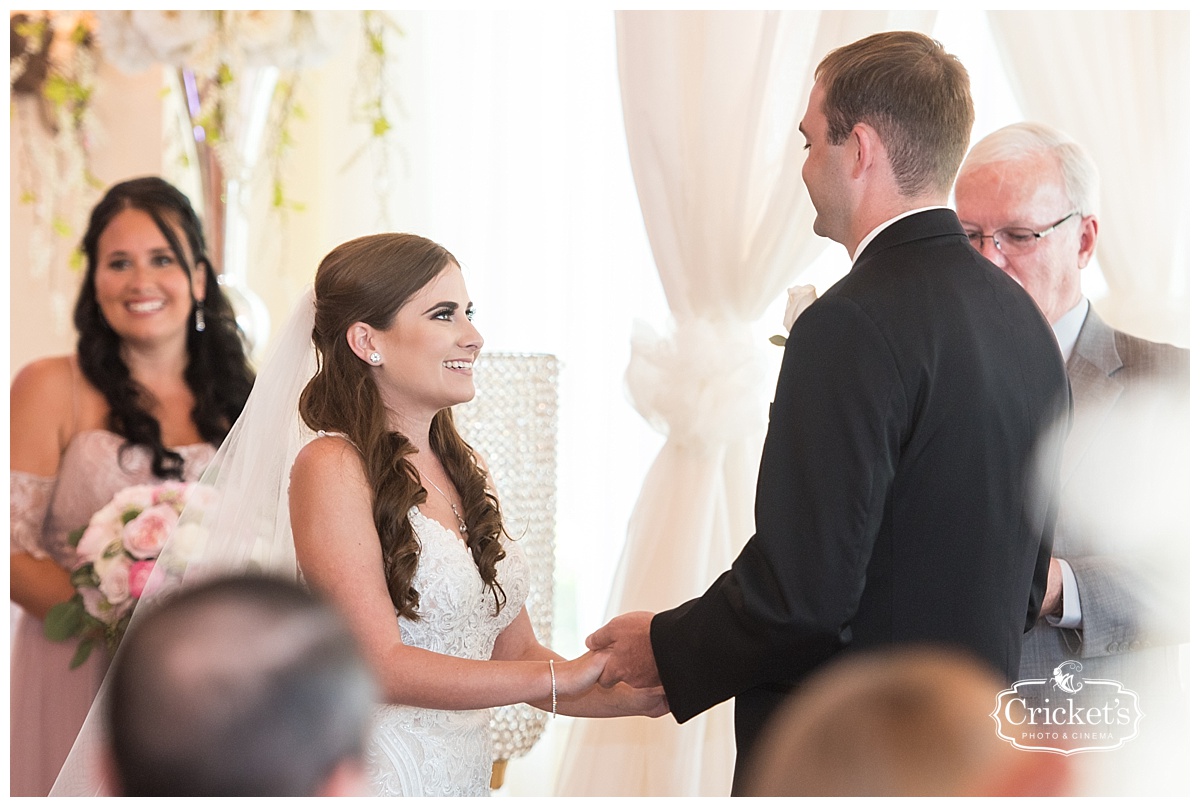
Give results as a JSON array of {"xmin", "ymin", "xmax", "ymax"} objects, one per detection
[
  {"xmin": 10, "ymin": 11, "xmax": 102, "ymax": 285},
  {"xmin": 344, "ymin": 10, "xmax": 407, "ymax": 228}
]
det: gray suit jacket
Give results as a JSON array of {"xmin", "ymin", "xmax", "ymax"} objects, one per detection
[{"xmin": 1019, "ymin": 305, "xmax": 1189, "ymax": 691}]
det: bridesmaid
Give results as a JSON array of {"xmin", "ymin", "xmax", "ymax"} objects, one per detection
[{"xmin": 8, "ymin": 177, "xmax": 254, "ymax": 795}]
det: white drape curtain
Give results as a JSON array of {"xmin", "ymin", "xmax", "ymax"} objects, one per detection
[
  {"xmin": 986, "ymin": 11, "xmax": 1190, "ymax": 346},
  {"xmin": 554, "ymin": 9, "xmax": 935, "ymax": 796}
]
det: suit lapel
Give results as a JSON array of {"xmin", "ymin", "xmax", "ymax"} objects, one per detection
[{"xmin": 1061, "ymin": 308, "xmax": 1124, "ymax": 484}]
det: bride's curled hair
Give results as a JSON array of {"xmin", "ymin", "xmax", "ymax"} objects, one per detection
[{"xmin": 298, "ymin": 234, "xmax": 506, "ymax": 620}]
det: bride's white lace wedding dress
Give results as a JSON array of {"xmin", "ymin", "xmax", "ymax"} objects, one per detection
[{"xmin": 365, "ymin": 506, "xmax": 529, "ymax": 797}]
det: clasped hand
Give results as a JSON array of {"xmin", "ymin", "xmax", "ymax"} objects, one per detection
[
  {"xmin": 553, "ymin": 616, "xmax": 668, "ymax": 718},
  {"xmin": 585, "ymin": 610, "xmax": 663, "ymax": 691}
]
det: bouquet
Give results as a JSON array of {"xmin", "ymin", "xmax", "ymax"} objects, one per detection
[{"xmin": 44, "ymin": 481, "xmax": 200, "ymax": 668}]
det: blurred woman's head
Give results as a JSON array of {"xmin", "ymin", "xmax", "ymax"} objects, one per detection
[{"xmin": 72, "ymin": 177, "xmax": 254, "ymax": 477}]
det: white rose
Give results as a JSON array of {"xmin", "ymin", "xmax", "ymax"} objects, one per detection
[
  {"xmin": 95, "ymin": 553, "xmax": 133, "ymax": 607},
  {"xmin": 75, "ymin": 521, "xmax": 122, "ymax": 565},
  {"xmin": 783, "ymin": 284, "xmax": 818, "ymax": 333},
  {"xmin": 168, "ymin": 522, "xmax": 209, "ymax": 565}
]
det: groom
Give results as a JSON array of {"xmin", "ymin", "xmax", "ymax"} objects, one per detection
[{"xmin": 588, "ymin": 31, "xmax": 1071, "ymax": 793}]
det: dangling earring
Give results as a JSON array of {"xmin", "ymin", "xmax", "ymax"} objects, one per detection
[
  {"xmin": 368, "ymin": 351, "xmax": 382, "ymax": 365},
  {"xmin": 194, "ymin": 303, "xmax": 206, "ymax": 333}
]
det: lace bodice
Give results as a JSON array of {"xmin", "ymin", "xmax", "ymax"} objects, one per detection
[{"xmin": 364, "ymin": 506, "xmax": 529, "ymax": 797}]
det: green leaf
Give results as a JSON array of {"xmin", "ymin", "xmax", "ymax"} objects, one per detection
[
  {"xmin": 121, "ymin": 508, "xmax": 139, "ymax": 526},
  {"xmin": 69, "ymin": 565, "xmax": 100, "ymax": 589},
  {"xmin": 69, "ymin": 248, "xmax": 86, "ymax": 272},
  {"xmin": 44, "ymin": 597, "xmax": 85, "ymax": 641},
  {"xmin": 67, "ymin": 526, "xmax": 85, "ymax": 547},
  {"xmin": 372, "ymin": 117, "xmax": 391, "ymax": 137},
  {"xmin": 70, "ymin": 638, "xmax": 95, "ymax": 670},
  {"xmin": 769, "ymin": 334, "xmax": 788, "ymax": 347},
  {"xmin": 51, "ymin": 217, "xmax": 72, "ymax": 237}
]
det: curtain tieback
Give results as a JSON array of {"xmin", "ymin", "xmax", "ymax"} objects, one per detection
[{"xmin": 625, "ymin": 316, "xmax": 769, "ymax": 447}]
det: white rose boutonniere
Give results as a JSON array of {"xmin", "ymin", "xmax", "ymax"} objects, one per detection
[{"xmin": 770, "ymin": 284, "xmax": 818, "ymax": 346}]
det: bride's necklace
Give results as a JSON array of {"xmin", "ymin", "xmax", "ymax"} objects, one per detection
[{"xmin": 417, "ymin": 468, "xmax": 469, "ymax": 537}]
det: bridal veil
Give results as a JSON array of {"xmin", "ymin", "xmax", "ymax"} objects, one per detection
[{"xmin": 51, "ymin": 287, "xmax": 319, "ymax": 795}]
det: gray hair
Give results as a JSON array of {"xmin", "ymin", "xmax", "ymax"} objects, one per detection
[{"xmin": 959, "ymin": 122, "xmax": 1100, "ymax": 216}]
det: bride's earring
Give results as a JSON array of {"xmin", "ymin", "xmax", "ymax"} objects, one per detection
[{"xmin": 368, "ymin": 351, "xmax": 382, "ymax": 365}]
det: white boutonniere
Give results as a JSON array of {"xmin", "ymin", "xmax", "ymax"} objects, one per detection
[{"xmin": 769, "ymin": 284, "xmax": 818, "ymax": 346}]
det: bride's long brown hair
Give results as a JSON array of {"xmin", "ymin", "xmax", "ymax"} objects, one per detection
[{"xmin": 298, "ymin": 234, "xmax": 506, "ymax": 619}]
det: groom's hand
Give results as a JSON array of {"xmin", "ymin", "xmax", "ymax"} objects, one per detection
[{"xmin": 586, "ymin": 611, "xmax": 661, "ymax": 689}]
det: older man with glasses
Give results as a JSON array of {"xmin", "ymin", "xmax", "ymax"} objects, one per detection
[{"xmin": 955, "ymin": 122, "xmax": 1189, "ymax": 794}]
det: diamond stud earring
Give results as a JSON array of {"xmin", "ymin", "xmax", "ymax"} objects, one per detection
[{"xmin": 368, "ymin": 351, "xmax": 382, "ymax": 364}]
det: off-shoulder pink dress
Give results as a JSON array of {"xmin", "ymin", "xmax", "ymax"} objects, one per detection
[{"xmin": 9, "ymin": 430, "xmax": 214, "ymax": 796}]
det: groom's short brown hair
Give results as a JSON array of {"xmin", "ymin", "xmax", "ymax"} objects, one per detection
[{"xmin": 816, "ymin": 31, "xmax": 974, "ymax": 197}]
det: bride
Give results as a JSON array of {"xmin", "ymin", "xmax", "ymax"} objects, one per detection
[{"xmin": 52, "ymin": 233, "xmax": 666, "ymax": 797}]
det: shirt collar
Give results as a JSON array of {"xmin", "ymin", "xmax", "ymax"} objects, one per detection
[
  {"xmin": 852, "ymin": 205, "xmax": 951, "ymax": 263},
  {"xmin": 1052, "ymin": 296, "xmax": 1089, "ymax": 360}
]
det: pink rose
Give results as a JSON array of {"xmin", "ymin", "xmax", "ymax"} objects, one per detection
[
  {"xmin": 109, "ymin": 484, "xmax": 157, "ymax": 512},
  {"xmin": 152, "ymin": 481, "xmax": 191, "ymax": 510},
  {"xmin": 80, "ymin": 586, "xmax": 111, "ymax": 621},
  {"xmin": 122, "ymin": 503, "xmax": 179, "ymax": 559},
  {"xmin": 127, "ymin": 559, "xmax": 157, "ymax": 599}
]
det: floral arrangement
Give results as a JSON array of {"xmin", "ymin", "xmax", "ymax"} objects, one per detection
[
  {"xmin": 96, "ymin": 10, "xmax": 351, "ymax": 205},
  {"xmin": 44, "ymin": 481, "xmax": 207, "ymax": 669}
]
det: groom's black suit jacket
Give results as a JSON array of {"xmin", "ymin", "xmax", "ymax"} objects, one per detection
[{"xmin": 649, "ymin": 209, "xmax": 1071, "ymax": 790}]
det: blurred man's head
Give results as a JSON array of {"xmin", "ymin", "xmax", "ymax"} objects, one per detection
[
  {"xmin": 748, "ymin": 645, "xmax": 1074, "ymax": 796},
  {"xmin": 106, "ymin": 574, "xmax": 377, "ymax": 797},
  {"xmin": 955, "ymin": 122, "xmax": 1100, "ymax": 324}
]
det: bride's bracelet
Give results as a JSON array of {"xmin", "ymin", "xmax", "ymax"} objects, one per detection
[{"xmin": 549, "ymin": 659, "xmax": 557, "ymax": 718}]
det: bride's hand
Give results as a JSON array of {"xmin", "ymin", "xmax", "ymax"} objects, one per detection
[
  {"xmin": 608, "ymin": 683, "xmax": 670, "ymax": 718},
  {"xmin": 553, "ymin": 649, "xmax": 610, "ymax": 698}
]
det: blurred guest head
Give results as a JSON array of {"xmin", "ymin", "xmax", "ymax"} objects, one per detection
[
  {"xmin": 955, "ymin": 122, "xmax": 1100, "ymax": 325},
  {"xmin": 106, "ymin": 574, "xmax": 377, "ymax": 796},
  {"xmin": 748, "ymin": 645, "xmax": 1074, "ymax": 796}
]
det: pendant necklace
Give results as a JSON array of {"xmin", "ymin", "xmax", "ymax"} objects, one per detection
[{"xmin": 418, "ymin": 468, "xmax": 469, "ymax": 537}]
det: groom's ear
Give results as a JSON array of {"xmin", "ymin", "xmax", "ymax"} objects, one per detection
[{"xmin": 345, "ymin": 322, "xmax": 377, "ymax": 364}]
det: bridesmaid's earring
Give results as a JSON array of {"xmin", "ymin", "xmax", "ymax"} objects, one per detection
[
  {"xmin": 194, "ymin": 305, "xmax": 206, "ymax": 332},
  {"xmin": 369, "ymin": 351, "xmax": 382, "ymax": 365}
]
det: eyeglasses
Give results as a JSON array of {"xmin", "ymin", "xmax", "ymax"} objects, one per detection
[{"xmin": 964, "ymin": 211, "xmax": 1080, "ymax": 256}]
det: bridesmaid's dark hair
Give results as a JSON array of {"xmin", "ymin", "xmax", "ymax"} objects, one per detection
[
  {"xmin": 298, "ymin": 233, "xmax": 506, "ymax": 619},
  {"xmin": 73, "ymin": 176, "xmax": 254, "ymax": 478}
]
